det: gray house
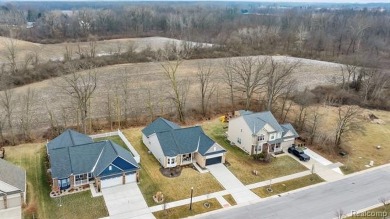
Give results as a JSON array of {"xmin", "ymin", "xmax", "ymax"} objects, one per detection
[
  {"xmin": 142, "ymin": 118, "xmax": 226, "ymax": 168},
  {"xmin": 47, "ymin": 129, "xmax": 139, "ymax": 192},
  {"xmin": 227, "ymin": 111, "xmax": 298, "ymax": 155},
  {"xmin": 0, "ymin": 159, "xmax": 26, "ymax": 219}
]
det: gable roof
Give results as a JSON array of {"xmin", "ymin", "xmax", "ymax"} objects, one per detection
[
  {"xmin": 47, "ymin": 129, "xmax": 93, "ymax": 151},
  {"xmin": 0, "ymin": 159, "xmax": 26, "ymax": 194},
  {"xmin": 47, "ymin": 130, "xmax": 139, "ymax": 179},
  {"xmin": 281, "ymin": 123, "xmax": 299, "ymax": 138},
  {"xmin": 155, "ymin": 126, "xmax": 225, "ymax": 157},
  {"xmin": 241, "ymin": 111, "xmax": 284, "ymax": 134},
  {"xmin": 142, "ymin": 117, "xmax": 180, "ymax": 137}
]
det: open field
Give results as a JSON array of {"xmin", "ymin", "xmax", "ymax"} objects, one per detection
[
  {"xmin": 202, "ymin": 119, "xmax": 308, "ymax": 185},
  {"xmin": 0, "ymin": 36, "xmax": 205, "ymax": 65},
  {"xmin": 1, "ymin": 54, "xmax": 343, "ymax": 134},
  {"xmin": 153, "ymin": 198, "xmax": 221, "ymax": 219},
  {"xmin": 251, "ymin": 174, "xmax": 324, "ymax": 198},
  {"xmin": 123, "ymin": 128, "xmax": 224, "ymax": 206},
  {"xmin": 4, "ymin": 143, "xmax": 108, "ymax": 219}
]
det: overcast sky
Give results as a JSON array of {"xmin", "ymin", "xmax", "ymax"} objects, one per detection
[{"xmin": 1, "ymin": 0, "xmax": 389, "ymax": 3}]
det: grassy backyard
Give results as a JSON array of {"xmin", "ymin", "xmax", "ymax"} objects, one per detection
[
  {"xmin": 202, "ymin": 119, "xmax": 308, "ymax": 185},
  {"xmin": 153, "ymin": 198, "xmax": 222, "ymax": 219},
  {"xmin": 4, "ymin": 143, "xmax": 108, "ymax": 219},
  {"xmin": 95, "ymin": 135, "xmax": 129, "ymax": 151},
  {"xmin": 251, "ymin": 174, "xmax": 324, "ymax": 198},
  {"xmin": 123, "ymin": 128, "xmax": 224, "ymax": 207}
]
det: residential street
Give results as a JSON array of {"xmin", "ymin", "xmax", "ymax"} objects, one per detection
[{"xmin": 195, "ymin": 165, "xmax": 390, "ymax": 219}]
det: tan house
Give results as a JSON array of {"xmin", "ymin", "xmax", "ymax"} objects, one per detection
[
  {"xmin": 142, "ymin": 118, "xmax": 226, "ymax": 168},
  {"xmin": 227, "ymin": 110, "xmax": 298, "ymax": 155}
]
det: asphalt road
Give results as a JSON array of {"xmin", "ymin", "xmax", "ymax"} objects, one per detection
[{"xmin": 197, "ymin": 165, "xmax": 390, "ymax": 219}]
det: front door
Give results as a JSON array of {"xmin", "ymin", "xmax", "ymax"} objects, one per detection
[{"xmin": 59, "ymin": 178, "xmax": 70, "ymax": 190}]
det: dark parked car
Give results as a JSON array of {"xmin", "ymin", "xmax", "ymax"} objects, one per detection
[{"xmin": 288, "ymin": 146, "xmax": 310, "ymax": 161}]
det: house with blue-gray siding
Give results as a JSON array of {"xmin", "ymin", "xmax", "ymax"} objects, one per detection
[{"xmin": 46, "ymin": 129, "xmax": 139, "ymax": 192}]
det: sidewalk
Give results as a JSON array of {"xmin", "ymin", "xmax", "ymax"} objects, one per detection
[
  {"xmin": 207, "ymin": 164, "xmax": 260, "ymax": 204},
  {"xmin": 246, "ymin": 170, "xmax": 312, "ymax": 189}
]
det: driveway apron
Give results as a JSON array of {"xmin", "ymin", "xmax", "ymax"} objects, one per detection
[
  {"xmin": 102, "ymin": 183, "xmax": 155, "ymax": 219},
  {"xmin": 207, "ymin": 164, "xmax": 260, "ymax": 204}
]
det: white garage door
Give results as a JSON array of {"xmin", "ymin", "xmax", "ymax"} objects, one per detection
[
  {"xmin": 125, "ymin": 173, "xmax": 136, "ymax": 183},
  {"xmin": 101, "ymin": 176, "xmax": 122, "ymax": 188}
]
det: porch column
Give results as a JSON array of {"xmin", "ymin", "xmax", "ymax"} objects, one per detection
[
  {"xmin": 3, "ymin": 194, "xmax": 7, "ymax": 209},
  {"xmin": 136, "ymin": 171, "xmax": 140, "ymax": 184},
  {"xmin": 69, "ymin": 175, "xmax": 75, "ymax": 189},
  {"xmin": 96, "ymin": 177, "xmax": 101, "ymax": 192},
  {"xmin": 52, "ymin": 178, "xmax": 59, "ymax": 192}
]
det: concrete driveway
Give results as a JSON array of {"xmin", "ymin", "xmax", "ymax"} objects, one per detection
[
  {"xmin": 207, "ymin": 164, "xmax": 260, "ymax": 204},
  {"xmin": 0, "ymin": 206, "xmax": 21, "ymax": 219},
  {"xmin": 102, "ymin": 183, "xmax": 154, "ymax": 219}
]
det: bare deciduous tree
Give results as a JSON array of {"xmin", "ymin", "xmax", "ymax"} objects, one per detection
[
  {"xmin": 19, "ymin": 88, "xmax": 37, "ymax": 141},
  {"xmin": 308, "ymin": 107, "xmax": 322, "ymax": 145},
  {"xmin": 0, "ymin": 88, "xmax": 16, "ymax": 144},
  {"xmin": 196, "ymin": 61, "xmax": 216, "ymax": 117},
  {"xmin": 2, "ymin": 38, "xmax": 18, "ymax": 74},
  {"xmin": 158, "ymin": 42, "xmax": 190, "ymax": 123},
  {"xmin": 222, "ymin": 58, "xmax": 236, "ymax": 112},
  {"xmin": 226, "ymin": 57, "xmax": 267, "ymax": 110},
  {"xmin": 334, "ymin": 105, "xmax": 361, "ymax": 148},
  {"xmin": 59, "ymin": 67, "xmax": 97, "ymax": 133},
  {"xmin": 264, "ymin": 57, "xmax": 300, "ymax": 111}
]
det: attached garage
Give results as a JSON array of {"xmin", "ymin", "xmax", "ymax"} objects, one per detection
[
  {"xmin": 205, "ymin": 156, "xmax": 222, "ymax": 165},
  {"xmin": 101, "ymin": 175, "xmax": 122, "ymax": 188}
]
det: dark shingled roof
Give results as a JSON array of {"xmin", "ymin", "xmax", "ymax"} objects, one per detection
[
  {"xmin": 47, "ymin": 129, "xmax": 93, "ymax": 151},
  {"xmin": 155, "ymin": 126, "xmax": 225, "ymax": 157},
  {"xmin": 0, "ymin": 158, "xmax": 26, "ymax": 193},
  {"xmin": 142, "ymin": 117, "xmax": 180, "ymax": 137},
  {"xmin": 241, "ymin": 111, "xmax": 284, "ymax": 133},
  {"xmin": 47, "ymin": 130, "xmax": 139, "ymax": 179},
  {"xmin": 281, "ymin": 123, "xmax": 299, "ymax": 138}
]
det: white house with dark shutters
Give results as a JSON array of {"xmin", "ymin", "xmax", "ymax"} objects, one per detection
[{"xmin": 227, "ymin": 111, "xmax": 298, "ymax": 155}]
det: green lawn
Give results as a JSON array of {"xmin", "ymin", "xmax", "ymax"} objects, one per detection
[
  {"xmin": 222, "ymin": 194, "xmax": 237, "ymax": 206},
  {"xmin": 251, "ymin": 174, "xmax": 324, "ymax": 198},
  {"xmin": 95, "ymin": 135, "xmax": 129, "ymax": 151},
  {"xmin": 202, "ymin": 119, "xmax": 308, "ymax": 185},
  {"xmin": 123, "ymin": 128, "xmax": 224, "ymax": 207},
  {"xmin": 153, "ymin": 198, "xmax": 222, "ymax": 219},
  {"xmin": 4, "ymin": 143, "xmax": 108, "ymax": 219}
]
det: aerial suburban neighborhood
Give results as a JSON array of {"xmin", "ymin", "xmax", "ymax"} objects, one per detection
[{"xmin": 0, "ymin": 1, "xmax": 389, "ymax": 219}]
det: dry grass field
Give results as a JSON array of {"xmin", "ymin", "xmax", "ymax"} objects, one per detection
[
  {"xmin": 0, "ymin": 36, "xmax": 198, "ymax": 65},
  {"xmin": 286, "ymin": 104, "xmax": 390, "ymax": 174},
  {"xmin": 1, "ymin": 53, "xmax": 343, "ymax": 134}
]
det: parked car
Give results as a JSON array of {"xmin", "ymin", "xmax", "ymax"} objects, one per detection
[{"xmin": 288, "ymin": 145, "xmax": 310, "ymax": 161}]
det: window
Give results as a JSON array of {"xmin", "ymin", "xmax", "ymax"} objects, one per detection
[
  {"xmin": 237, "ymin": 137, "xmax": 241, "ymax": 144},
  {"xmin": 270, "ymin": 135, "xmax": 275, "ymax": 140},
  {"xmin": 240, "ymin": 129, "xmax": 242, "ymax": 132},
  {"xmin": 167, "ymin": 157, "xmax": 176, "ymax": 165},
  {"xmin": 258, "ymin": 135, "xmax": 264, "ymax": 141},
  {"xmin": 109, "ymin": 166, "xmax": 112, "ymax": 171}
]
